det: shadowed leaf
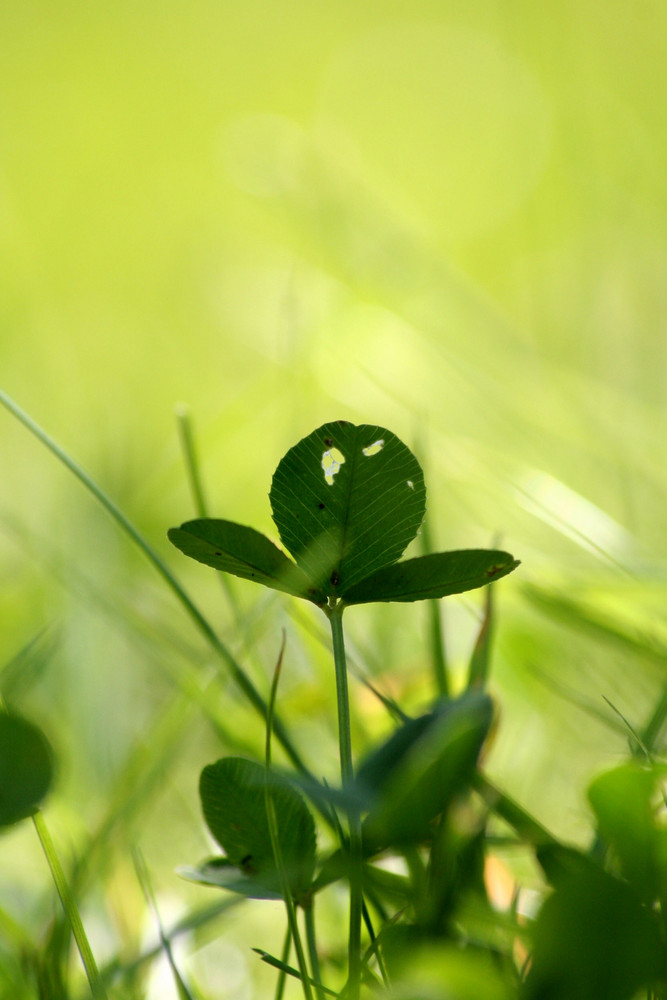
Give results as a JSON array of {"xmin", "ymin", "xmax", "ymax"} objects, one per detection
[
  {"xmin": 361, "ymin": 692, "xmax": 494, "ymax": 851},
  {"xmin": 270, "ymin": 421, "xmax": 426, "ymax": 597},
  {"xmin": 199, "ymin": 757, "xmax": 316, "ymax": 899},
  {"xmin": 342, "ymin": 550, "xmax": 519, "ymax": 605},
  {"xmin": 168, "ymin": 519, "xmax": 326, "ymax": 604}
]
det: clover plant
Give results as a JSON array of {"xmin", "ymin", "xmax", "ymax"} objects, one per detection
[{"xmin": 169, "ymin": 421, "xmax": 518, "ymax": 999}]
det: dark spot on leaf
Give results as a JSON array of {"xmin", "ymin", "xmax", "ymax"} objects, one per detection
[
  {"xmin": 336, "ymin": 420, "xmax": 349, "ymax": 426},
  {"xmin": 486, "ymin": 565, "xmax": 503, "ymax": 577},
  {"xmin": 331, "ymin": 571, "xmax": 339, "ymax": 586},
  {"xmin": 214, "ymin": 551, "xmax": 222, "ymax": 556},
  {"xmin": 318, "ymin": 502, "xmax": 325, "ymax": 510},
  {"xmin": 324, "ymin": 437, "xmax": 333, "ymax": 447},
  {"xmin": 240, "ymin": 854, "xmax": 256, "ymax": 875}
]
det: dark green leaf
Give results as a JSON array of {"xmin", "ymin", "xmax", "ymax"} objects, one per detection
[
  {"xmin": 168, "ymin": 519, "xmax": 326, "ymax": 604},
  {"xmin": 270, "ymin": 422, "xmax": 426, "ymax": 597},
  {"xmin": 0, "ymin": 713, "xmax": 54, "ymax": 827},
  {"xmin": 199, "ymin": 757, "xmax": 316, "ymax": 899},
  {"xmin": 355, "ymin": 705, "xmax": 448, "ymax": 797},
  {"xmin": 524, "ymin": 866, "xmax": 663, "ymax": 1000},
  {"xmin": 362, "ymin": 692, "xmax": 493, "ymax": 851},
  {"xmin": 343, "ymin": 550, "xmax": 519, "ymax": 605},
  {"xmin": 588, "ymin": 763, "xmax": 667, "ymax": 903}
]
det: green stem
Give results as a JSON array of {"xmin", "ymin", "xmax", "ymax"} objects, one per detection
[
  {"xmin": 420, "ymin": 518, "xmax": 448, "ymax": 698},
  {"xmin": 0, "ymin": 389, "xmax": 307, "ymax": 776},
  {"xmin": 326, "ymin": 603, "xmax": 362, "ymax": 1000},
  {"xmin": 304, "ymin": 903, "xmax": 326, "ymax": 1000},
  {"xmin": 265, "ymin": 636, "xmax": 314, "ymax": 1000},
  {"xmin": 176, "ymin": 404, "xmax": 236, "ymax": 610},
  {"xmin": 275, "ymin": 925, "xmax": 292, "ymax": 1000},
  {"xmin": 174, "ymin": 404, "xmax": 208, "ymax": 517},
  {"xmin": 32, "ymin": 812, "xmax": 108, "ymax": 1000}
]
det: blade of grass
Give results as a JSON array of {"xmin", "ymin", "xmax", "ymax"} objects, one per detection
[
  {"xmin": 134, "ymin": 849, "xmax": 196, "ymax": 1000},
  {"xmin": 252, "ymin": 951, "xmax": 338, "ymax": 998},
  {"xmin": 602, "ymin": 696, "xmax": 653, "ymax": 761},
  {"xmin": 523, "ymin": 584, "xmax": 667, "ymax": 668},
  {"xmin": 264, "ymin": 633, "xmax": 314, "ymax": 1000},
  {"xmin": 98, "ymin": 898, "xmax": 240, "ymax": 989},
  {"xmin": 420, "ymin": 517, "xmax": 448, "ymax": 698},
  {"xmin": 274, "ymin": 926, "xmax": 292, "ymax": 1000},
  {"xmin": 176, "ymin": 405, "xmax": 242, "ymax": 621},
  {"xmin": 32, "ymin": 811, "xmax": 108, "ymax": 1000},
  {"xmin": 467, "ymin": 584, "xmax": 493, "ymax": 690},
  {"xmin": 640, "ymin": 682, "xmax": 667, "ymax": 756},
  {"xmin": 0, "ymin": 389, "xmax": 308, "ymax": 776}
]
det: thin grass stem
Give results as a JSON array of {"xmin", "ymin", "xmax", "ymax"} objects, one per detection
[
  {"xmin": 265, "ymin": 634, "xmax": 314, "ymax": 1000},
  {"xmin": 275, "ymin": 925, "xmax": 292, "ymax": 1000},
  {"xmin": 304, "ymin": 903, "xmax": 326, "ymax": 1000},
  {"xmin": 32, "ymin": 812, "xmax": 108, "ymax": 1000},
  {"xmin": 420, "ymin": 518, "xmax": 448, "ymax": 697},
  {"xmin": 0, "ymin": 389, "xmax": 308, "ymax": 776}
]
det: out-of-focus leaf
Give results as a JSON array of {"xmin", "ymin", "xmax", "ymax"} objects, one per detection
[
  {"xmin": 523, "ymin": 866, "xmax": 663, "ymax": 1000},
  {"xmin": 361, "ymin": 692, "xmax": 493, "ymax": 851},
  {"xmin": 342, "ymin": 550, "xmax": 518, "ymax": 605},
  {"xmin": 376, "ymin": 927, "xmax": 514, "ymax": 999},
  {"xmin": 270, "ymin": 421, "xmax": 426, "ymax": 597},
  {"xmin": 588, "ymin": 762, "xmax": 667, "ymax": 904},
  {"xmin": 0, "ymin": 713, "xmax": 54, "ymax": 827},
  {"xmin": 199, "ymin": 756, "xmax": 316, "ymax": 899},
  {"xmin": 535, "ymin": 843, "xmax": 601, "ymax": 890}
]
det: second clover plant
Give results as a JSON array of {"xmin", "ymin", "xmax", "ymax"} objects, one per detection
[{"xmin": 168, "ymin": 421, "xmax": 519, "ymax": 1000}]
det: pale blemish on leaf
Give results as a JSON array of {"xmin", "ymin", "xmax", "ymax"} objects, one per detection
[
  {"xmin": 407, "ymin": 480, "xmax": 414, "ymax": 490},
  {"xmin": 362, "ymin": 439, "xmax": 385, "ymax": 457},
  {"xmin": 322, "ymin": 447, "xmax": 346, "ymax": 485}
]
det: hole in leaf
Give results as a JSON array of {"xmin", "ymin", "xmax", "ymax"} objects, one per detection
[
  {"xmin": 362, "ymin": 439, "xmax": 384, "ymax": 457},
  {"xmin": 322, "ymin": 447, "xmax": 345, "ymax": 485},
  {"xmin": 407, "ymin": 480, "xmax": 414, "ymax": 490}
]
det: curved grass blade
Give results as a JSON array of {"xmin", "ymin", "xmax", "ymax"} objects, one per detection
[
  {"xmin": 342, "ymin": 550, "xmax": 519, "ymax": 605},
  {"xmin": 270, "ymin": 422, "xmax": 426, "ymax": 597},
  {"xmin": 467, "ymin": 584, "xmax": 494, "ymax": 690},
  {"xmin": 168, "ymin": 519, "xmax": 326, "ymax": 604},
  {"xmin": 0, "ymin": 389, "xmax": 309, "ymax": 776},
  {"xmin": 252, "ymin": 950, "xmax": 337, "ymax": 997}
]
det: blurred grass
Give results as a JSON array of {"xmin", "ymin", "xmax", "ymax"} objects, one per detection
[{"xmin": 1, "ymin": 1, "xmax": 666, "ymax": 996}]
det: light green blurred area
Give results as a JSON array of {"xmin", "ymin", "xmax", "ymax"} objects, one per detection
[{"xmin": 1, "ymin": 1, "xmax": 666, "ymax": 996}]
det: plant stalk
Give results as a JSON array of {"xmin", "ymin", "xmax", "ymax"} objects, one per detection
[
  {"xmin": 265, "ymin": 635, "xmax": 314, "ymax": 1000},
  {"xmin": 327, "ymin": 602, "xmax": 362, "ymax": 1000},
  {"xmin": 32, "ymin": 812, "xmax": 108, "ymax": 1000},
  {"xmin": 0, "ymin": 389, "xmax": 308, "ymax": 776}
]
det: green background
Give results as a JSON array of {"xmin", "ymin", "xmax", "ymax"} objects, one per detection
[{"xmin": 1, "ymin": 2, "xmax": 665, "ymax": 996}]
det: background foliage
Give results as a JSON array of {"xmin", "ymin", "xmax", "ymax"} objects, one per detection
[{"xmin": 1, "ymin": 2, "xmax": 666, "ymax": 997}]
